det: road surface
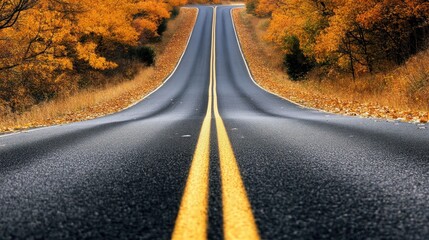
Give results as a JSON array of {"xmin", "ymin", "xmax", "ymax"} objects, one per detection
[{"xmin": 1, "ymin": 6, "xmax": 429, "ymax": 239}]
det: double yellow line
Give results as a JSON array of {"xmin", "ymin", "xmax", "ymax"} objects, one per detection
[{"xmin": 172, "ymin": 7, "xmax": 260, "ymax": 240}]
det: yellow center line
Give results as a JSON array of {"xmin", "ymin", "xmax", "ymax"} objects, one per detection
[
  {"xmin": 171, "ymin": 7, "xmax": 215, "ymax": 240},
  {"xmin": 212, "ymin": 7, "xmax": 261, "ymax": 240},
  {"xmin": 172, "ymin": 6, "xmax": 260, "ymax": 240}
]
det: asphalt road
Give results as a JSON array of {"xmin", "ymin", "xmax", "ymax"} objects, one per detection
[{"xmin": 1, "ymin": 5, "xmax": 429, "ymax": 240}]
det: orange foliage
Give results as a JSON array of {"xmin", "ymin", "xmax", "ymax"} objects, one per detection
[
  {"xmin": 234, "ymin": 8, "xmax": 429, "ymax": 123},
  {"xmin": 254, "ymin": 0, "xmax": 280, "ymax": 16},
  {"xmin": 262, "ymin": 0, "xmax": 429, "ymax": 75},
  {"xmin": 0, "ymin": 0, "xmax": 188, "ymax": 112},
  {"xmin": 0, "ymin": 8, "xmax": 198, "ymax": 132},
  {"xmin": 265, "ymin": 0, "xmax": 326, "ymax": 56}
]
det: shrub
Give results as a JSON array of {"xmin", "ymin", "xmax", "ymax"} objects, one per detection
[
  {"xmin": 283, "ymin": 36, "xmax": 314, "ymax": 80},
  {"xmin": 129, "ymin": 46, "xmax": 156, "ymax": 66},
  {"xmin": 157, "ymin": 18, "xmax": 168, "ymax": 36},
  {"xmin": 246, "ymin": 0, "xmax": 256, "ymax": 14},
  {"xmin": 171, "ymin": 7, "xmax": 180, "ymax": 18}
]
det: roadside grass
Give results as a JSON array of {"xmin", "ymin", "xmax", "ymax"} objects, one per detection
[
  {"xmin": 233, "ymin": 8, "xmax": 429, "ymax": 123},
  {"xmin": 0, "ymin": 8, "xmax": 198, "ymax": 133}
]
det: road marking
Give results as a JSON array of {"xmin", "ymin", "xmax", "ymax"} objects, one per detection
[
  {"xmin": 213, "ymin": 7, "xmax": 260, "ymax": 240},
  {"xmin": 0, "ymin": 132, "xmax": 21, "ymax": 139},
  {"xmin": 228, "ymin": 8, "xmax": 323, "ymax": 113},
  {"xmin": 123, "ymin": 8, "xmax": 199, "ymax": 111},
  {"xmin": 0, "ymin": 9, "xmax": 199, "ymax": 138},
  {"xmin": 0, "ymin": 125, "xmax": 61, "ymax": 139},
  {"xmin": 173, "ymin": 7, "xmax": 260, "ymax": 240},
  {"xmin": 171, "ymin": 106, "xmax": 211, "ymax": 240},
  {"xmin": 171, "ymin": 7, "xmax": 215, "ymax": 240}
]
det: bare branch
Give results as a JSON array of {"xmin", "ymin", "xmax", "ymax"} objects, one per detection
[{"xmin": 0, "ymin": 0, "xmax": 38, "ymax": 30}]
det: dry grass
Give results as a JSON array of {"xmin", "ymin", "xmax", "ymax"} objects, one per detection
[
  {"xmin": 0, "ymin": 8, "xmax": 198, "ymax": 132},
  {"xmin": 233, "ymin": 8, "xmax": 429, "ymax": 123}
]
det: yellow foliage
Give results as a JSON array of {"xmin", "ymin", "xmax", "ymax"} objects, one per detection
[
  {"xmin": 265, "ymin": 0, "xmax": 325, "ymax": 56},
  {"xmin": 0, "ymin": 8, "xmax": 198, "ymax": 132},
  {"xmin": 134, "ymin": 0, "xmax": 171, "ymax": 22},
  {"xmin": 76, "ymin": 42, "xmax": 118, "ymax": 70},
  {"xmin": 234, "ymin": 8, "xmax": 429, "ymax": 123},
  {"xmin": 254, "ymin": 0, "xmax": 279, "ymax": 16},
  {"xmin": 167, "ymin": 0, "xmax": 188, "ymax": 7},
  {"xmin": 76, "ymin": 0, "xmax": 139, "ymax": 45},
  {"xmin": 263, "ymin": 0, "xmax": 429, "ymax": 74},
  {"xmin": 0, "ymin": 0, "xmax": 189, "ymax": 112},
  {"xmin": 314, "ymin": 0, "xmax": 357, "ymax": 60}
]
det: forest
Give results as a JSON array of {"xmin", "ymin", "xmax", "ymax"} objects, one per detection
[
  {"xmin": 0, "ymin": 0, "xmax": 222, "ymax": 116},
  {"xmin": 245, "ymin": 0, "xmax": 429, "ymax": 80},
  {"xmin": 1, "ymin": 0, "xmax": 428, "ymax": 126}
]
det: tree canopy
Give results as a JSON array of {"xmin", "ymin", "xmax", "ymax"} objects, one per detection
[
  {"xmin": 0, "ymin": 0, "xmax": 187, "ymax": 112},
  {"xmin": 247, "ymin": 0, "xmax": 429, "ymax": 78}
]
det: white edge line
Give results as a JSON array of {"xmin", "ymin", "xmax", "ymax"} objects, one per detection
[
  {"xmin": 0, "ymin": 132, "xmax": 20, "ymax": 138},
  {"xmin": 0, "ymin": 125, "xmax": 61, "ymax": 139},
  {"xmin": 0, "ymin": 7, "xmax": 200, "ymax": 139},
  {"xmin": 123, "ymin": 7, "xmax": 200, "ymax": 110},
  {"xmin": 229, "ymin": 7, "xmax": 425, "ymax": 124},
  {"xmin": 228, "ymin": 7, "xmax": 328, "ymax": 113}
]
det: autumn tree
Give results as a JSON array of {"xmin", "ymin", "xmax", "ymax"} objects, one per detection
[
  {"xmin": 254, "ymin": 0, "xmax": 281, "ymax": 17},
  {"xmin": 0, "ymin": 0, "xmax": 187, "ymax": 112},
  {"xmin": 315, "ymin": 0, "xmax": 429, "ymax": 76},
  {"xmin": 263, "ymin": 0, "xmax": 330, "ymax": 78},
  {"xmin": 356, "ymin": 0, "xmax": 429, "ymax": 63},
  {"xmin": 0, "ymin": 0, "xmax": 38, "ymax": 30},
  {"xmin": 266, "ymin": 0, "xmax": 333, "ymax": 55},
  {"xmin": 262, "ymin": 0, "xmax": 429, "ymax": 78}
]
